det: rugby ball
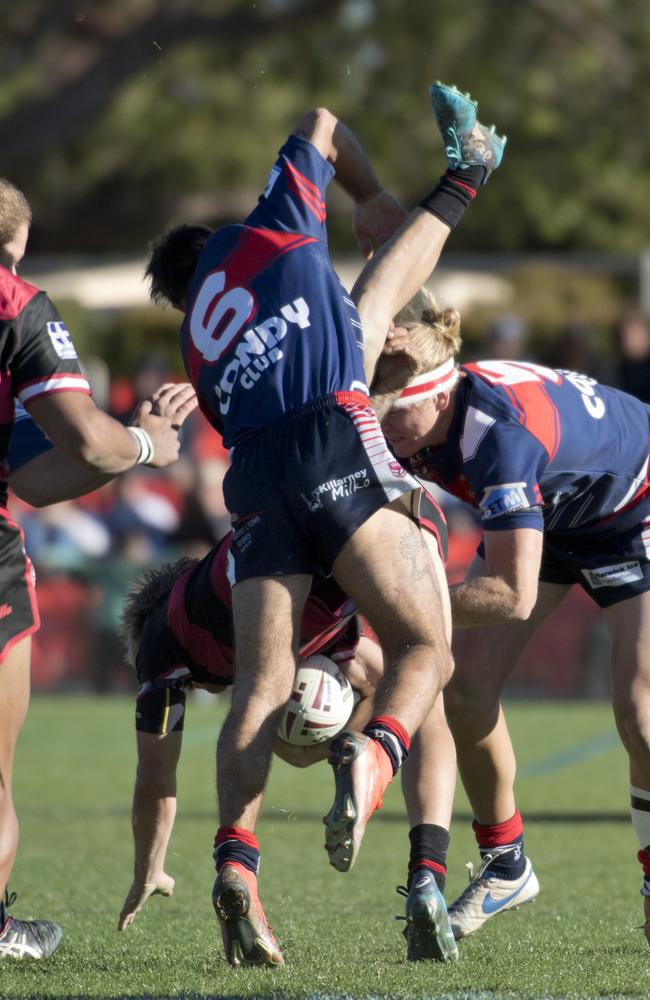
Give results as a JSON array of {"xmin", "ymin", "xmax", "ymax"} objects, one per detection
[{"xmin": 277, "ymin": 654, "xmax": 354, "ymax": 747}]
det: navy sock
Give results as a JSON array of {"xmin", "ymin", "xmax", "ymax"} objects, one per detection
[
  {"xmin": 363, "ymin": 715, "xmax": 410, "ymax": 776},
  {"xmin": 479, "ymin": 834, "xmax": 526, "ymax": 880},
  {"xmin": 408, "ymin": 823, "xmax": 450, "ymax": 893},
  {"xmin": 473, "ymin": 810, "xmax": 526, "ymax": 880},
  {"xmin": 213, "ymin": 826, "xmax": 260, "ymax": 876}
]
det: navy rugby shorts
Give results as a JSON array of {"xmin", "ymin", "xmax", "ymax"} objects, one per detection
[
  {"xmin": 223, "ymin": 392, "xmax": 419, "ymax": 582},
  {"xmin": 539, "ymin": 503, "xmax": 650, "ymax": 608},
  {"xmin": 478, "ymin": 494, "xmax": 650, "ymax": 609},
  {"xmin": 0, "ymin": 510, "xmax": 39, "ymax": 659}
]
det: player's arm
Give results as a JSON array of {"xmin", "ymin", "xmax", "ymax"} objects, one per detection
[
  {"xmin": 10, "ymin": 384, "xmax": 197, "ymax": 506},
  {"xmin": 446, "ymin": 416, "xmax": 546, "ymax": 626},
  {"xmin": 273, "ymin": 636, "xmax": 383, "ymax": 768},
  {"xmin": 352, "ymin": 208, "xmax": 452, "ymax": 384},
  {"xmin": 118, "ymin": 728, "xmax": 180, "ymax": 930},
  {"xmin": 9, "ymin": 441, "xmax": 110, "ymax": 506},
  {"xmin": 292, "ymin": 108, "xmax": 407, "ymax": 258},
  {"xmin": 449, "ymin": 526, "xmax": 543, "ymax": 627},
  {"xmin": 27, "ymin": 391, "xmax": 180, "ymax": 474},
  {"xmin": 11, "ymin": 294, "xmax": 189, "ymax": 474}
]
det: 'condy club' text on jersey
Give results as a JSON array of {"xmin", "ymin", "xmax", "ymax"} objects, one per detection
[
  {"xmin": 181, "ymin": 135, "xmax": 368, "ymax": 448},
  {"xmin": 406, "ymin": 360, "xmax": 650, "ymax": 539}
]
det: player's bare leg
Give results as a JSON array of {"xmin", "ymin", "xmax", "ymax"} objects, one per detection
[
  {"xmin": 395, "ymin": 693, "xmax": 459, "ymax": 960},
  {"xmin": 213, "ymin": 573, "xmax": 310, "ymax": 968},
  {"xmin": 402, "ymin": 696, "xmax": 456, "ymax": 830},
  {"xmin": 604, "ymin": 590, "xmax": 650, "ymax": 947},
  {"xmin": 391, "ymin": 518, "xmax": 458, "ymax": 959},
  {"xmin": 445, "ymin": 570, "xmax": 569, "ymax": 940},
  {"xmin": 400, "ymin": 526, "xmax": 456, "ymax": 826},
  {"xmin": 0, "ymin": 637, "xmax": 30, "ymax": 900},
  {"xmin": 325, "ymin": 499, "xmax": 453, "ymax": 874},
  {"xmin": 0, "ymin": 637, "xmax": 62, "ymax": 959},
  {"xmin": 448, "ymin": 577, "xmax": 569, "ymax": 823}
]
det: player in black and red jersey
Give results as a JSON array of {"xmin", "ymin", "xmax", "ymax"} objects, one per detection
[
  {"xmin": 0, "ymin": 179, "xmax": 193, "ymax": 960},
  {"xmin": 107, "ymin": 490, "xmax": 455, "ymax": 958}
]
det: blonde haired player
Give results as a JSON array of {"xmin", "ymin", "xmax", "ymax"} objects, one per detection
[{"xmin": 376, "ymin": 285, "xmax": 650, "ymax": 946}]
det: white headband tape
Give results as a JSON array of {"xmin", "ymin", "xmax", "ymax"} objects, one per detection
[{"xmin": 390, "ymin": 357, "xmax": 458, "ymax": 410}]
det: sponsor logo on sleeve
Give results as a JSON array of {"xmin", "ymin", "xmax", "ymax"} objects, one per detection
[
  {"xmin": 479, "ymin": 482, "xmax": 530, "ymax": 520},
  {"xmin": 581, "ymin": 561, "xmax": 643, "ymax": 589},
  {"xmin": 46, "ymin": 321, "xmax": 78, "ymax": 359},
  {"xmin": 264, "ymin": 164, "xmax": 281, "ymax": 198}
]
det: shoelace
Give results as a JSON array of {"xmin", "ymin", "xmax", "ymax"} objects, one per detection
[
  {"xmin": 454, "ymin": 846, "xmax": 520, "ymax": 906},
  {"xmin": 4, "ymin": 889, "xmax": 17, "ymax": 909},
  {"xmin": 451, "ymin": 853, "xmax": 501, "ymax": 908},
  {"xmin": 394, "ymin": 884, "xmax": 409, "ymax": 923}
]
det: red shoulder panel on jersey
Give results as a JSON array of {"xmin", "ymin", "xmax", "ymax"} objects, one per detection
[
  {"xmin": 465, "ymin": 363, "xmax": 561, "ymax": 461},
  {"xmin": 0, "ymin": 270, "xmax": 40, "ymax": 321},
  {"xmin": 502, "ymin": 381, "xmax": 561, "ymax": 461}
]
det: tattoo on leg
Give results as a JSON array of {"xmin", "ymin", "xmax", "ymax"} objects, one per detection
[{"xmin": 399, "ymin": 530, "xmax": 435, "ymax": 585}]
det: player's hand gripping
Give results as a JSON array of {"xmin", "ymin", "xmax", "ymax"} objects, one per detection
[
  {"xmin": 383, "ymin": 324, "xmax": 423, "ymax": 367},
  {"xmin": 118, "ymin": 871, "xmax": 175, "ymax": 930},
  {"xmin": 370, "ymin": 324, "xmax": 423, "ymax": 398},
  {"xmin": 353, "ymin": 190, "xmax": 408, "ymax": 260},
  {"xmin": 147, "ymin": 382, "xmax": 198, "ymax": 428},
  {"xmin": 131, "ymin": 382, "xmax": 197, "ymax": 468}
]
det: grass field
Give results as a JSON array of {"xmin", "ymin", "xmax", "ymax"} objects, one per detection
[{"xmin": 1, "ymin": 695, "xmax": 646, "ymax": 999}]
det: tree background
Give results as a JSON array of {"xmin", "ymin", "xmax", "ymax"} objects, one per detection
[
  {"xmin": 6, "ymin": 0, "xmax": 645, "ymax": 695},
  {"xmin": 5, "ymin": 0, "xmax": 650, "ymax": 256}
]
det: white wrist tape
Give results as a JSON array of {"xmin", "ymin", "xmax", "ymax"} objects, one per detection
[{"xmin": 127, "ymin": 426, "xmax": 155, "ymax": 465}]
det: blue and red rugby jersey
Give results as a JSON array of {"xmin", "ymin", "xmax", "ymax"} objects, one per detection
[
  {"xmin": 0, "ymin": 268, "xmax": 90, "ymax": 504},
  {"xmin": 181, "ymin": 134, "xmax": 368, "ymax": 448},
  {"xmin": 405, "ymin": 359, "xmax": 650, "ymax": 539}
]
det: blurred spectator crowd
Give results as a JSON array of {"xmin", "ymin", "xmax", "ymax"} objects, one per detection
[{"xmin": 12, "ymin": 306, "xmax": 650, "ymax": 698}]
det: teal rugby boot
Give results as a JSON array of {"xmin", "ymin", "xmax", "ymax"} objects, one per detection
[{"xmin": 430, "ymin": 81, "xmax": 507, "ymax": 182}]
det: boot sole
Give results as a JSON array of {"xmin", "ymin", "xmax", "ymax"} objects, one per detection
[
  {"xmin": 214, "ymin": 886, "xmax": 283, "ymax": 968},
  {"xmin": 406, "ymin": 896, "xmax": 459, "ymax": 962}
]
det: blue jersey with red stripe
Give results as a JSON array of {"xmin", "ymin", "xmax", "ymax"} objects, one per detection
[
  {"xmin": 181, "ymin": 135, "xmax": 368, "ymax": 448},
  {"xmin": 405, "ymin": 360, "xmax": 650, "ymax": 538}
]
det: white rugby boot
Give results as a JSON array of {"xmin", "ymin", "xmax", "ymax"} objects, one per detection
[{"xmin": 448, "ymin": 852, "xmax": 539, "ymax": 940}]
